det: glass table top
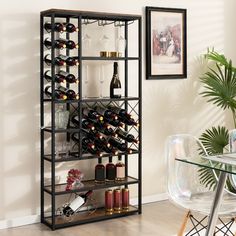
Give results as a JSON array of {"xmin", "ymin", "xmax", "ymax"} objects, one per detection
[{"xmin": 175, "ymin": 153, "xmax": 236, "ymax": 175}]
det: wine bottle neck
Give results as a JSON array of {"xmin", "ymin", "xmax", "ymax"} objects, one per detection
[{"xmin": 113, "ymin": 62, "xmax": 118, "ymax": 75}]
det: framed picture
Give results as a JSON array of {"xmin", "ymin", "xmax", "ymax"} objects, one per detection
[{"xmin": 146, "ymin": 7, "xmax": 187, "ymax": 80}]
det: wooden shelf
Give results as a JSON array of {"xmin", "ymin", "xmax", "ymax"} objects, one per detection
[
  {"xmin": 41, "ymin": 9, "xmax": 141, "ymax": 21},
  {"xmin": 44, "ymin": 148, "xmax": 139, "ymax": 162},
  {"xmin": 43, "ymin": 96, "xmax": 140, "ymax": 104},
  {"xmin": 44, "ymin": 205, "xmax": 139, "ymax": 230},
  {"xmin": 44, "ymin": 176, "xmax": 139, "ymax": 195}
]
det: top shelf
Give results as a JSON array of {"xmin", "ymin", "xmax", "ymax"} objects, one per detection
[
  {"xmin": 41, "ymin": 9, "xmax": 141, "ymax": 21},
  {"xmin": 81, "ymin": 56, "xmax": 140, "ymax": 61}
]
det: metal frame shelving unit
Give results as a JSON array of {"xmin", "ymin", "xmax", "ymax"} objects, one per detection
[{"xmin": 40, "ymin": 9, "xmax": 142, "ymax": 230}]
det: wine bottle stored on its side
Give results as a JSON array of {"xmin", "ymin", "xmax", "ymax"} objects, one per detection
[
  {"xmin": 44, "ymin": 38, "xmax": 66, "ymax": 49},
  {"xmin": 71, "ymin": 115, "xmax": 95, "ymax": 131},
  {"xmin": 92, "ymin": 121, "xmax": 117, "ymax": 136},
  {"xmin": 83, "ymin": 108, "xmax": 104, "ymax": 122},
  {"xmin": 115, "ymin": 128, "xmax": 139, "ymax": 144},
  {"xmin": 58, "ymin": 70, "xmax": 78, "ymax": 84},
  {"xmin": 62, "ymin": 190, "xmax": 93, "ymax": 217},
  {"xmin": 57, "ymin": 85, "xmax": 79, "ymax": 100},
  {"xmin": 58, "ymin": 38, "xmax": 79, "ymax": 50},
  {"xmin": 44, "ymin": 22, "xmax": 66, "ymax": 33},
  {"xmin": 108, "ymin": 106, "xmax": 133, "ymax": 120},
  {"xmin": 108, "ymin": 136, "xmax": 127, "ymax": 152},
  {"xmin": 71, "ymin": 132, "xmax": 95, "ymax": 152},
  {"xmin": 44, "ymin": 54, "xmax": 66, "ymax": 66},
  {"xmin": 44, "ymin": 85, "xmax": 67, "ymax": 100},
  {"xmin": 63, "ymin": 23, "xmax": 79, "ymax": 33},
  {"xmin": 44, "ymin": 70, "xmax": 66, "ymax": 84},
  {"xmin": 59, "ymin": 55, "xmax": 79, "ymax": 66},
  {"xmin": 95, "ymin": 106, "xmax": 118, "ymax": 122},
  {"xmin": 71, "ymin": 132, "xmax": 102, "ymax": 157}
]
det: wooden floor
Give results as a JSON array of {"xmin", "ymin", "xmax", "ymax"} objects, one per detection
[{"xmin": 0, "ymin": 201, "xmax": 191, "ymax": 236}]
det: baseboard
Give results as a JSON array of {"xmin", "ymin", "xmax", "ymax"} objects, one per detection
[
  {"xmin": 0, "ymin": 193, "xmax": 168, "ymax": 230},
  {"xmin": 0, "ymin": 214, "xmax": 40, "ymax": 230},
  {"xmin": 130, "ymin": 193, "xmax": 168, "ymax": 205}
]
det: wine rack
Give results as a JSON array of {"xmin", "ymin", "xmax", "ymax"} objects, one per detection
[{"xmin": 40, "ymin": 9, "xmax": 142, "ymax": 230}]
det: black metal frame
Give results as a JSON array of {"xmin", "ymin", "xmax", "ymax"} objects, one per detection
[
  {"xmin": 185, "ymin": 214, "xmax": 235, "ymax": 236},
  {"xmin": 145, "ymin": 6, "xmax": 187, "ymax": 80},
  {"xmin": 40, "ymin": 9, "xmax": 142, "ymax": 230}
]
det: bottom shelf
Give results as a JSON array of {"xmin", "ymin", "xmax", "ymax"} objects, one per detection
[{"xmin": 44, "ymin": 205, "xmax": 139, "ymax": 230}]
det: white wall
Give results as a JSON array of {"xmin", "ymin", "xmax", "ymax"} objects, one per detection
[
  {"xmin": 0, "ymin": 0, "xmax": 232, "ymax": 224},
  {"xmin": 225, "ymin": 0, "xmax": 236, "ymax": 64}
]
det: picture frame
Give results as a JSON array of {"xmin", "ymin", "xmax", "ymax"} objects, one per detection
[{"xmin": 146, "ymin": 7, "xmax": 187, "ymax": 80}]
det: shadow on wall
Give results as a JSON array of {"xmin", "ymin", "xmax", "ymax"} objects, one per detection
[
  {"xmin": 142, "ymin": 56, "xmax": 228, "ymax": 193},
  {"xmin": 0, "ymin": 13, "xmax": 40, "ymax": 220}
]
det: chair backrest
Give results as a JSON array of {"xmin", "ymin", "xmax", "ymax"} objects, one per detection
[{"xmin": 165, "ymin": 134, "xmax": 214, "ymax": 201}]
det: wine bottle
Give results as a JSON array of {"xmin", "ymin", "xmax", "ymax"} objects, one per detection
[
  {"xmin": 92, "ymin": 121, "xmax": 117, "ymax": 136},
  {"xmin": 72, "ymin": 132, "xmax": 102, "ymax": 156},
  {"xmin": 108, "ymin": 118, "xmax": 125, "ymax": 129},
  {"xmin": 44, "ymin": 38, "xmax": 66, "ymax": 49},
  {"xmin": 59, "ymin": 55, "xmax": 79, "ymax": 66},
  {"xmin": 58, "ymin": 38, "xmax": 79, "ymax": 49},
  {"xmin": 92, "ymin": 133, "xmax": 111, "ymax": 150},
  {"xmin": 106, "ymin": 157, "xmax": 116, "ymax": 181},
  {"xmin": 57, "ymin": 85, "xmax": 79, "ymax": 100},
  {"xmin": 44, "ymin": 22, "xmax": 66, "ymax": 33},
  {"xmin": 71, "ymin": 115, "xmax": 95, "ymax": 131},
  {"xmin": 108, "ymin": 106, "xmax": 132, "ymax": 120},
  {"xmin": 99, "ymin": 144, "xmax": 119, "ymax": 155},
  {"xmin": 63, "ymin": 23, "xmax": 79, "ymax": 33},
  {"xmin": 115, "ymin": 128, "xmax": 139, "ymax": 144},
  {"xmin": 82, "ymin": 129, "xmax": 104, "ymax": 142},
  {"xmin": 95, "ymin": 106, "xmax": 118, "ymax": 121},
  {"xmin": 108, "ymin": 136, "xmax": 127, "ymax": 152},
  {"xmin": 44, "ymin": 70, "xmax": 66, "ymax": 83},
  {"xmin": 122, "ymin": 117, "xmax": 139, "ymax": 127},
  {"xmin": 58, "ymin": 70, "xmax": 78, "ymax": 84},
  {"xmin": 71, "ymin": 132, "xmax": 95, "ymax": 151},
  {"xmin": 83, "ymin": 108, "xmax": 104, "ymax": 122},
  {"xmin": 44, "ymin": 54, "xmax": 66, "ymax": 66},
  {"xmin": 95, "ymin": 158, "xmax": 105, "ymax": 183},
  {"xmin": 44, "ymin": 85, "xmax": 67, "ymax": 100},
  {"xmin": 110, "ymin": 62, "xmax": 121, "ymax": 98},
  {"xmin": 116, "ymin": 156, "xmax": 125, "ymax": 181},
  {"xmin": 62, "ymin": 190, "xmax": 93, "ymax": 217}
]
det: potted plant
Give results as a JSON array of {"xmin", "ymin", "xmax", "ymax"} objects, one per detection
[{"xmin": 198, "ymin": 49, "xmax": 236, "ymax": 191}]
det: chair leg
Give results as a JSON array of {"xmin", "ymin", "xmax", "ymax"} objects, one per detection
[
  {"xmin": 178, "ymin": 210, "xmax": 191, "ymax": 236},
  {"xmin": 234, "ymin": 217, "xmax": 236, "ymax": 236}
]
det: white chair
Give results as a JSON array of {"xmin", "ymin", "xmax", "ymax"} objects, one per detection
[{"xmin": 165, "ymin": 134, "xmax": 236, "ymax": 236}]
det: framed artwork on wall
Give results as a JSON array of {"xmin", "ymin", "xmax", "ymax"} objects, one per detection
[{"xmin": 146, "ymin": 7, "xmax": 187, "ymax": 80}]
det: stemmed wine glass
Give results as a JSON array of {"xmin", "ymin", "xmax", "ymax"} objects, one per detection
[
  {"xmin": 115, "ymin": 21, "xmax": 126, "ymax": 56},
  {"xmin": 63, "ymin": 141, "xmax": 72, "ymax": 159},
  {"xmin": 99, "ymin": 20, "xmax": 110, "ymax": 53},
  {"xmin": 83, "ymin": 64, "xmax": 89, "ymax": 98},
  {"xmin": 99, "ymin": 64, "xmax": 105, "ymax": 97},
  {"xmin": 82, "ymin": 20, "xmax": 92, "ymax": 56}
]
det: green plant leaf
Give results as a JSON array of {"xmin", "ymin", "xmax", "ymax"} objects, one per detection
[
  {"xmin": 200, "ymin": 62, "xmax": 236, "ymax": 111},
  {"xmin": 198, "ymin": 126, "xmax": 229, "ymax": 190}
]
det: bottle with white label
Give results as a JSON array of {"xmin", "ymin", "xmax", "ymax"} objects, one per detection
[
  {"xmin": 110, "ymin": 62, "xmax": 121, "ymax": 98},
  {"xmin": 62, "ymin": 190, "xmax": 93, "ymax": 217}
]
